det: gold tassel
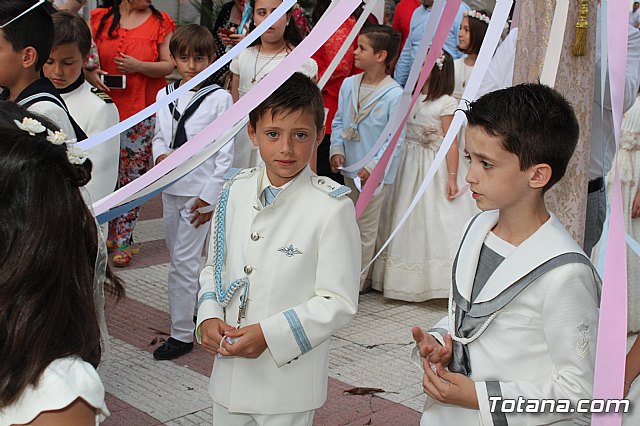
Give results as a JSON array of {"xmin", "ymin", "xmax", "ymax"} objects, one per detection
[{"xmin": 571, "ymin": 0, "xmax": 589, "ymax": 57}]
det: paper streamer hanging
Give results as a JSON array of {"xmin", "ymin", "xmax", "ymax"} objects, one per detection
[
  {"xmin": 340, "ymin": 0, "xmax": 446, "ymax": 174},
  {"xmin": 361, "ymin": 0, "xmax": 513, "ymax": 271},
  {"xmin": 355, "ymin": 0, "xmax": 462, "ymax": 218},
  {"xmin": 539, "ymin": 0, "xmax": 569, "ymax": 87},
  {"xmin": 77, "ymin": 0, "xmax": 297, "ymax": 152},
  {"xmin": 92, "ymin": 0, "xmax": 362, "ymax": 217},
  {"xmin": 317, "ymin": 0, "xmax": 377, "ymax": 90},
  {"xmin": 592, "ymin": 0, "xmax": 628, "ymax": 423}
]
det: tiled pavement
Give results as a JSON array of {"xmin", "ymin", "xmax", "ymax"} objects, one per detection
[{"xmin": 102, "ymin": 196, "xmax": 448, "ymax": 425}]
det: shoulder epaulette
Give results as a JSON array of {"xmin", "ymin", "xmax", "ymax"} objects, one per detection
[
  {"xmin": 91, "ymin": 87, "xmax": 114, "ymax": 104},
  {"xmin": 224, "ymin": 167, "xmax": 260, "ymax": 181},
  {"xmin": 310, "ymin": 176, "xmax": 351, "ymax": 199}
]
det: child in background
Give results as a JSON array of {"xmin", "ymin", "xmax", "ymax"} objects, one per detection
[
  {"xmin": 330, "ymin": 24, "xmax": 404, "ymax": 292},
  {"xmin": 373, "ymin": 50, "xmax": 478, "ymax": 302},
  {"xmin": 229, "ymin": 0, "xmax": 317, "ymax": 168},
  {"xmin": 413, "ymin": 84, "xmax": 599, "ymax": 425},
  {"xmin": 197, "ymin": 73, "xmax": 360, "ymax": 424},
  {"xmin": 0, "ymin": 101, "xmax": 123, "ymax": 424},
  {"xmin": 0, "ymin": 0, "xmax": 86, "ymax": 141},
  {"xmin": 454, "ymin": 9, "xmax": 490, "ymax": 101},
  {"xmin": 151, "ymin": 24, "xmax": 234, "ymax": 361},
  {"xmin": 44, "ymin": 10, "xmax": 120, "ymax": 208}
]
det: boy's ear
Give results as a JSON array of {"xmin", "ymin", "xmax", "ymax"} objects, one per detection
[
  {"xmin": 247, "ymin": 122, "xmax": 259, "ymax": 147},
  {"xmin": 375, "ymin": 49, "xmax": 388, "ymax": 64},
  {"xmin": 315, "ymin": 125, "xmax": 326, "ymax": 147},
  {"xmin": 21, "ymin": 46, "xmax": 38, "ymax": 69},
  {"xmin": 529, "ymin": 163, "xmax": 552, "ymax": 190}
]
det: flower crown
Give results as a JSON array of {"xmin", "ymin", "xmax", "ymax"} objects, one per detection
[
  {"xmin": 464, "ymin": 10, "xmax": 490, "ymax": 25},
  {"xmin": 435, "ymin": 52, "xmax": 446, "ymax": 71},
  {"xmin": 14, "ymin": 117, "xmax": 88, "ymax": 165}
]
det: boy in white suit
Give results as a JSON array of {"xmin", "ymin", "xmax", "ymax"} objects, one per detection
[
  {"xmin": 44, "ymin": 11, "xmax": 120, "ymax": 207},
  {"xmin": 151, "ymin": 24, "xmax": 234, "ymax": 360},
  {"xmin": 412, "ymin": 84, "xmax": 600, "ymax": 425},
  {"xmin": 196, "ymin": 72, "xmax": 361, "ymax": 425}
]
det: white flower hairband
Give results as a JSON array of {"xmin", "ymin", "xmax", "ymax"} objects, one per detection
[
  {"xmin": 14, "ymin": 117, "xmax": 88, "ymax": 165},
  {"xmin": 435, "ymin": 52, "xmax": 446, "ymax": 71},
  {"xmin": 464, "ymin": 10, "xmax": 490, "ymax": 25}
]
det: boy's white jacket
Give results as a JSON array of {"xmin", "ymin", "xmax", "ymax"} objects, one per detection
[
  {"xmin": 151, "ymin": 84, "xmax": 234, "ymax": 204},
  {"xmin": 420, "ymin": 210, "xmax": 600, "ymax": 425},
  {"xmin": 196, "ymin": 166, "xmax": 361, "ymax": 414}
]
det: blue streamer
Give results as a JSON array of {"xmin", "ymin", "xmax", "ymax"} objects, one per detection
[{"xmin": 96, "ymin": 181, "xmax": 173, "ymax": 224}]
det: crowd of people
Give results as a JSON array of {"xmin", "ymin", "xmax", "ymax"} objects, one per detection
[{"xmin": 1, "ymin": 0, "xmax": 640, "ymax": 424}]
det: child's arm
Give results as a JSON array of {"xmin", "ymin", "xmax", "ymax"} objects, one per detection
[
  {"xmin": 370, "ymin": 88, "xmax": 406, "ymax": 174},
  {"xmin": 632, "ymin": 189, "xmax": 640, "ymax": 218},
  {"xmin": 255, "ymin": 200, "xmax": 361, "ymax": 367},
  {"xmin": 441, "ymin": 114, "xmax": 458, "ymax": 200},
  {"xmin": 329, "ymin": 79, "xmax": 349, "ymax": 164},
  {"xmin": 151, "ymin": 92, "xmax": 170, "ymax": 166},
  {"xmin": 473, "ymin": 264, "xmax": 599, "ymax": 425}
]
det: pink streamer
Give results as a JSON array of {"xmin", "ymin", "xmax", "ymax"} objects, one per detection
[
  {"xmin": 592, "ymin": 1, "xmax": 628, "ymax": 425},
  {"xmin": 93, "ymin": 0, "xmax": 361, "ymax": 216},
  {"xmin": 354, "ymin": 0, "xmax": 462, "ymax": 218}
]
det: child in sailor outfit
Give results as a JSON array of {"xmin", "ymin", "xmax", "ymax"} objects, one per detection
[
  {"xmin": 151, "ymin": 24, "xmax": 234, "ymax": 361},
  {"xmin": 196, "ymin": 73, "xmax": 360, "ymax": 425},
  {"xmin": 412, "ymin": 84, "xmax": 600, "ymax": 425}
]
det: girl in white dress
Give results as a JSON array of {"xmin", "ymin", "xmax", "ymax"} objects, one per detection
[
  {"xmin": 0, "ymin": 102, "xmax": 124, "ymax": 425},
  {"xmin": 453, "ymin": 9, "xmax": 491, "ymax": 102},
  {"xmin": 372, "ymin": 51, "xmax": 478, "ymax": 302},
  {"xmin": 229, "ymin": 0, "xmax": 318, "ymax": 168}
]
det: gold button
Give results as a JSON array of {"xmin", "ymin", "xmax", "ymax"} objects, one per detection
[
  {"xmin": 251, "ymin": 232, "xmax": 260, "ymax": 241},
  {"xmin": 244, "ymin": 265, "xmax": 253, "ymax": 274}
]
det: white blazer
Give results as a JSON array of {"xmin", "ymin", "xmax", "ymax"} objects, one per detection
[
  {"xmin": 197, "ymin": 166, "xmax": 361, "ymax": 414},
  {"xmin": 421, "ymin": 211, "xmax": 600, "ymax": 425}
]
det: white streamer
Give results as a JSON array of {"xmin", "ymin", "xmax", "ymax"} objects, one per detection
[
  {"xmin": 76, "ymin": 0, "xmax": 297, "ymax": 151},
  {"xmin": 362, "ymin": 0, "xmax": 513, "ymax": 273},
  {"xmin": 317, "ymin": 0, "xmax": 378, "ymax": 90},
  {"xmin": 539, "ymin": 0, "xmax": 569, "ymax": 87}
]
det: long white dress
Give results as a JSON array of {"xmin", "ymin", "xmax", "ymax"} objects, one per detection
[
  {"xmin": 604, "ymin": 95, "xmax": 640, "ymax": 333},
  {"xmin": 372, "ymin": 94, "xmax": 479, "ymax": 302},
  {"xmin": 453, "ymin": 57, "xmax": 473, "ymax": 149},
  {"xmin": 229, "ymin": 46, "xmax": 318, "ymax": 169},
  {"xmin": 0, "ymin": 356, "xmax": 109, "ymax": 425}
]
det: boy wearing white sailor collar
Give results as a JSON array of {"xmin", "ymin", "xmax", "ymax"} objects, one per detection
[
  {"xmin": 412, "ymin": 84, "xmax": 600, "ymax": 426},
  {"xmin": 195, "ymin": 72, "xmax": 360, "ymax": 424}
]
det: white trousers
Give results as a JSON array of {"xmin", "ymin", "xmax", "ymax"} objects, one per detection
[
  {"xmin": 213, "ymin": 402, "xmax": 314, "ymax": 426},
  {"xmin": 163, "ymin": 194, "xmax": 210, "ymax": 343},
  {"xmin": 344, "ymin": 178, "xmax": 388, "ymax": 291}
]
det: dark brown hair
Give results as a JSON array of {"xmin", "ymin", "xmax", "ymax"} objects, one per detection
[
  {"xmin": 96, "ymin": 0, "xmax": 164, "ymax": 39},
  {"xmin": 0, "ymin": 0, "xmax": 53, "ymax": 71},
  {"xmin": 169, "ymin": 23, "xmax": 216, "ymax": 59},
  {"xmin": 464, "ymin": 83, "xmax": 579, "ymax": 192},
  {"xmin": 424, "ymin": 50, "xmax": 454, "ymax": 101},
  {"xmin": 360, "ymin": 24, "xmax": 401, "ymax": 66},
  {"xmin": 460, "ymin": 9, "xmax": 491, "ymax": 55},
  {"xmin": 52, "ymin": 11, "xmax": 92, "ymax": 57},
  {"xmin": 249, "ymin": 72, "xmax": 324, "ymax": 133},
  {"xmin": 0, "ymin": 101, "xmax": 124, "ymax": 406}
]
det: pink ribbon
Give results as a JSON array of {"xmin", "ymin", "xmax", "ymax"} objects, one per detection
[
  {"xmin": 592, "ymin": 1, "xmax": 628, "ymax": 425},
  {"xmin": 354, "ymin": 0, "xmax": 462, "ymax": 218},
  {"xmin": 93, "ymin": 0, "xmax": 361, "ymax": 216}
]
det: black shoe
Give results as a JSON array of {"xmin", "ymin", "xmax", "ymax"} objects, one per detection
[{"xmin": 153, "ymin": 337, "xmax": 194, "ymax": 360}]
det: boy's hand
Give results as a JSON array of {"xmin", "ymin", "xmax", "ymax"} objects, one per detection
[
  {"xmin": 200, "ymin": 318, "xmax": 235, "ymax": 356},
  {"xmin": 357, "ymin": 168, "xmax": 370, "ymax": 184},
  {"xmin": 446, "ymin": 175, "xmax": 458, "ymax": 201},
  {"xmin": 412, "ymin": 326, "xmax": 452, "ymax": 366},
  {"xmin": 330, "ymin": 154, "xmax": 345, "ymax": 173},
  {"xmin": 422, "ymin": 361, "xmax": 479, "ymax": 409},
  {"xmin": 218, "ymin": 324, "xmax": 267, "ymax": 358},
  {"xmin": 189, "ymin": 198, "xmax": 213, "ymax": 228},
  {"xmin": 633, "ymin": 190, "xmax": 640, "ymax": 218},
  {"xmin": 155, "ymin": 154, "xmax": 168, "ymax": 165}
]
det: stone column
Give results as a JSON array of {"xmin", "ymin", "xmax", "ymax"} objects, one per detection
[{"xmin": 513, "ymin": 0, "xmax": 597, "ymax": 245}]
